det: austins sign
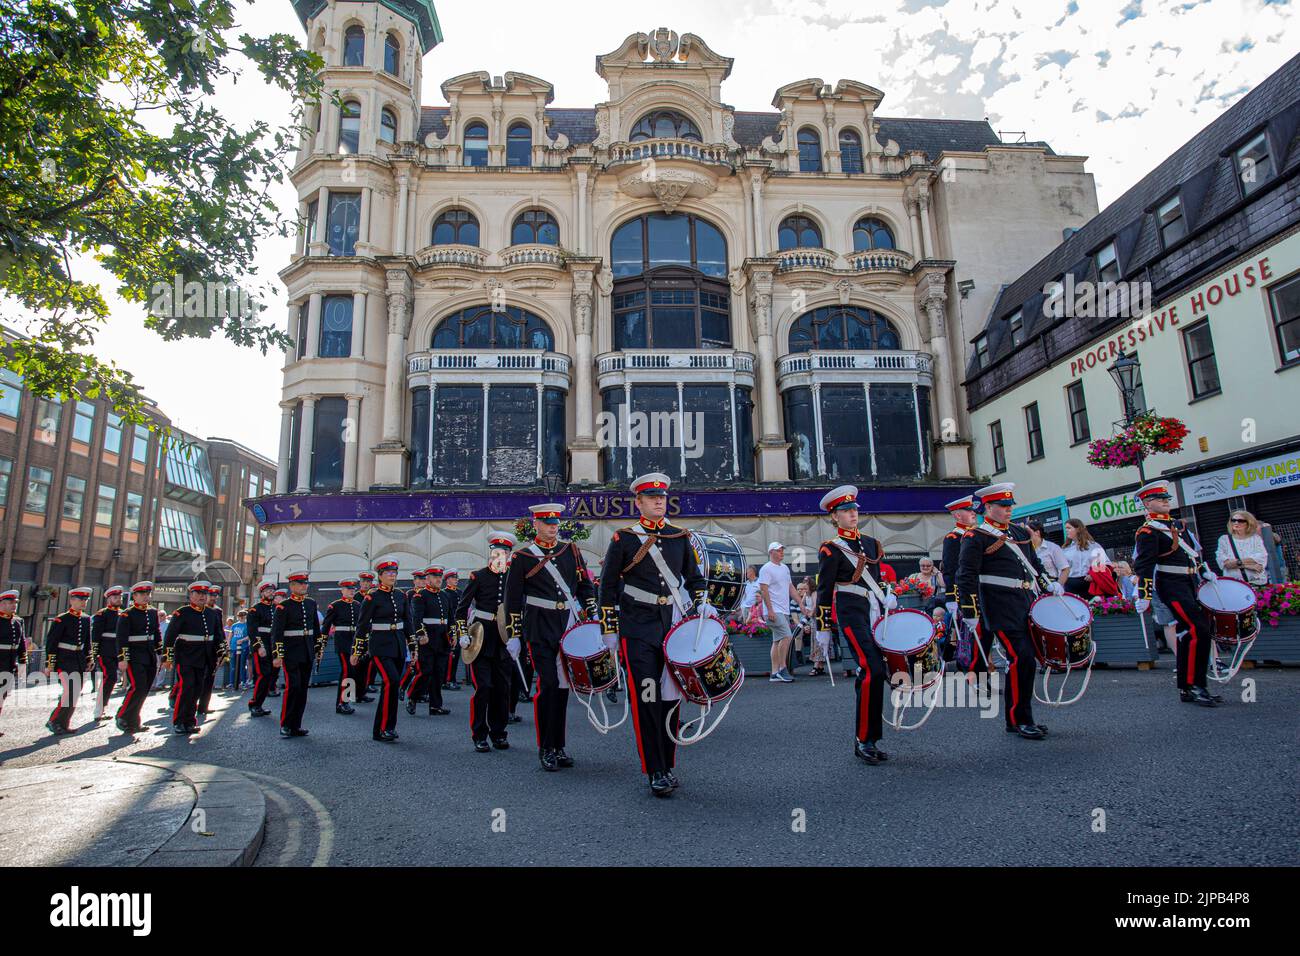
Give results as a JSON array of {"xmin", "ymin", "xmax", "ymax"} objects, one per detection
[{"xmin": 1067, "ymin": 255, "xmax": 1274, "ymax": 379}]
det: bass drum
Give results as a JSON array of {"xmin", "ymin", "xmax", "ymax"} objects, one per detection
[{"xmin": 689, "ymin": 531, "xmax": 745, "ymax": 613}]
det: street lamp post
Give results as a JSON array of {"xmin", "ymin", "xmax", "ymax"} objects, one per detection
[{"xmin": 1107, "ymin": 348, "xmax": 1147, "ymax": 483}]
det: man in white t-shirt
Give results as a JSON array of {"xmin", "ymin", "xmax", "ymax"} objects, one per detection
[{"xmin": 759, "ymin": 543, "xmax": 800, "ymax": 682}]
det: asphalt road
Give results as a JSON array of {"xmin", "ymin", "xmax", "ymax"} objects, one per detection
[{"xmin": 2, "ymin": 664, "xmax": 1296, "ymax": 866}]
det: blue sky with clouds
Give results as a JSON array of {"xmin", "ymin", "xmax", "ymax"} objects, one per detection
[{"xmin": 17, "ymin": 0, "xmax": 1297, "ymax": 457}]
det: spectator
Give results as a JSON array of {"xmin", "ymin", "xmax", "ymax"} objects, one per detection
[
  {"xmin": 798, "ymin": 578, "xmax": 825, "ymax": 676},
  {"xmin": 1114, "ymin": 561, "xmax": 1138, "ymax": 600},
  {"xmin": 1217, "ymin": 510, "xmax": 1269, "ymax": 586},
  {"xmin": 905, "ymin": 557, "xmax": 944, "ymax": 610},
  {"xmin": 1062, "ymin": 518, "xmax": 1110, "ymax": 598},
  {"xmin": 1027, "ymin": 520, "xmax": 1069, "ymax": 587},
  {"xmin": 737, "ymin": 565, "xmax": 762, "ymax": 626},
  {"xmin": 1260, "ymin": 522, "xmax": 1288, "ymax": 584},
  {"xmin": 759, "ymin": 543, "xmax": 800, "ymax": 683},
  {"xmin": 228, "ymin": 611, "xmax": 250, "ymax": 690}
]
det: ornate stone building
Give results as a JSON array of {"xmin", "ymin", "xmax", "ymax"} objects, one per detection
[{"xmin": 259, "ymin": 2, "xmax": 1099, "ymax": 580}]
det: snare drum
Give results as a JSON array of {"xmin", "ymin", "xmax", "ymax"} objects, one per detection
[
  {"xmin": 1028, "ymin": 594, "xmax": 1095, "ymax": 670},
  {"xmin": 559, "ymin": 622, "xmax": 618, "ymax": 695},
  {"xmin": 1197, "ymin": 577, "xmax": 1259, "ymax": 644},
  {"xmin": 872, "ymin": 609, "xmax": 941, "ymax": 691},
  {"xmin": 664, "ymin": 616, "xmax": 743, "ymax": 705},
  {"xmin": 689, "ymin": 532, "xmax": 745, "ymax": 613}
]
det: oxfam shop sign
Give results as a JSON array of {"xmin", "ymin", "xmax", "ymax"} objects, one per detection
[{"xmin": 1071, "ymin": 489, "xmax": 1162, "ymax": 525}]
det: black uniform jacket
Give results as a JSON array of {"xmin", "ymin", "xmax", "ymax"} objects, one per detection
[
  {"xmin": 1132, "ymin": 516, "xmax": 1203, "ymax": 602},
  {"xmin": 272, "ymin": 596, "xmax": 323, "ymax": 665},
  {"xmin": 91, "ymin": 607, "xmax": 122, "ymax": 661},
  {"xmin": 164, "ymin": 604, "xmax": 215, "ymax": 669},
  {"xmin": 246, "ymin": 600, "xmax": 276, "ymax": 656},
  {"xmin": 0, "ymin": 614, "xmax": 27, "ymax": 666},
  {"xmin": 955, "ymin": 521, "xmax": 1049, "ymax": 632},
  {"xmin": 816, "ymin": 530, "xmax": 885, "ymax": 629},
  {"xmin": 115, "ymin": 606, "xmax": 163, "ymax": 659},
  {"xmin": 355, "ymin": 586, "xmax": 411, "ymax": 659},
  {"xmin": 410, "ymin": 587, "xmax": 455, "ymax": 647},
  {"xmin": 941, "ymin": 528, "xmax": 964, "ymax": 603},
  {"xmin": 45, "ymin": 610, "xmax": 91, "ymax": 671},
  {"xmin": 504, "ymin": 541, "xmax": 595, "ymax": 646},
  {"xmin": 598, "ymin": 520, "xmax": 707, "ymax": 644},
  {"xmin": 455, "ymin": 566, "xmax": 507, "ymax": 656},
  {"xmin": 322, "ymin": 597, "xmax": 361, "ymax": 656}
]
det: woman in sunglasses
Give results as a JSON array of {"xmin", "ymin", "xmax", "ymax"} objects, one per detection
[{"xmin": 1216, "ymin": 511, "xmax": 1269, "ymax": 586}]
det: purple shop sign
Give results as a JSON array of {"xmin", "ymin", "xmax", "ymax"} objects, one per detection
[{"xmin": 249, "ymin": 485, "xmax": 976, "ymax": 526}]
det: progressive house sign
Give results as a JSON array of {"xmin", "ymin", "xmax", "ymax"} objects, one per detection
[{"xmin": 249, "ymin": 486, "xmax": 975, "ymax": 526}]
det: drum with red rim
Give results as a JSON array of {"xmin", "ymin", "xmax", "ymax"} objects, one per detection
[
  {"xmin": 1028, "ymin": 594, "xmax": 1094, "ymax": 670},
  {"xmin": 664, "ymin": 615, "xmax": 743, "ymax": 705},
  {"xmin": 560, "ymin": 622, "xmax": 618, "ymax": 695},
  {"xmin": 1198, "ymin": 577, "xmax": 1259, "ymax": 644},
  {"xmin": 872, "ymin": 609, "xmax": 941, "ymax": 691}
]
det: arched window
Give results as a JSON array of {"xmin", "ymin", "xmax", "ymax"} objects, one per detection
[
  {"xmin": 506, "ymin": 123, "xmax": 532, "ymax": 167},
  {"xmin": 338, "ymin": 100, "xmax": 361, "ymax": 154},
  {"xmin": 609, "ymin": 213, "xmax": 731, "ymax": 350},
  {"xmin": 778, "ymin": 215, "xmax": 822, "ymax": 251},
  {"xmin": 511, "ymin": 209, "xmax": 559, "ymax": 246},
  {"xmin": 853, "ymin": 217, "xmax": 895, "ymax": 251},
  {"xmin": 319, "ymin": 295, "xmax": 353, "ymax": 357},
  {"xmin": 431, "ymin": 305, "xmax": 554, "ymax": 351},
  {"xmin": 379, "ymin": 108, "xmax": 398, "ymax": 145},
  {"xmin": 343, "ymin": 26, "xmax": 365, "ymax": 66},
  {"xmin": 629, "ymin": 110, "xmax": 702, "ymax": 142},
  {"xmin": 463, "ymin": 122, "xmax": 488, "ymax": 166},
  {"xmin": 787, "ymin": 306, "xmax": 902, "ymax": 353},
  {"xmin": 797, "ymin": 127, "xmax": 822, "ymax": 172},
  {"xmin": 432, "ymin": 209, "xmax": 479, "ymax": 246},
  {"xmin": 383, "ymin": 33, "xmax": 400, "ymax": 75},
  {"xmin": 839, "ymin": 129, "xmax": 863, "ymax": 173}
]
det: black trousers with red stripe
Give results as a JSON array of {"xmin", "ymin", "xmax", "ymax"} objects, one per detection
[
  {"xmin": 469, "ymin": 647, "xmax": 511, "ymax": 742},
  {"xmin": 621, "ymin": 635, "xmax": 678, "ymax": 776},
  {"xmin": 837, "ymin": 605, "xmax": 886, "ymax": 744},
  {"xmin": 371, "ymin": 654, "xmax": 401, "ymax": 735},
  {"xmin": 994, "ymin": 627, "xmax": 1037, "ymax": 728},
  {"xmin": 94, "ymin": 654, "xmax": 119, "ymax": 713},
  {"xmin": 509, "ymin": 648, "xmax": 534, "ymax": 715},
  {"xmin": 526, "ymin": 639, "xmax": 569, "ymax": 751},
  {"xmin": 49, "ymin": 669, "xmax": 84, "ymax": 731},
  {"xmin": 408, "ymin": 647, "xmax": 443, "ymax": 711},
  {"xmin": 430, "ymin": 636, "xmax": 451, "ymax": 695},
  {"xmin": 1162, "ymin": 580, "xmax": 1212, "ymax": 689},
  {"xmin": 963, "ymin": 620, "xmax": 997, "ymax": 675},
  {"xmin": 172, "ymin": 662, "xmax": 206, "ymax": 728},
  {"xmin": 198, "ymin": 650, "xmax": 219, "ymax": 714},
  {"xmin": 249, "ymin": 649, "xmax": 273, "ymax": 708},
  {"xmin": 280, "ymin": 660, "xmax": 311, "ymax": 730},
  {"xmin": 116, "ymin": 653, "xmax": 157, "ymax": 729},
  {"xmin": 0, "ymin": 656, "xmax": 17, "ymax": 716},
  {"xmin": 336, "ymin": 652, "xmax": 360, "ymax": 707}
]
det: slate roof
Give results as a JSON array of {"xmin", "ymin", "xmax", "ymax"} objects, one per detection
[
  {"xmin": 965, "ymin": 52, "xmax": 1300, "ymax": 409},
  {"xmin": 416, "ymin": 106, "xmax": 1029, "ymax": 161}
]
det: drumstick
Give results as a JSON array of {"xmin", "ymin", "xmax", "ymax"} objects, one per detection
[{"xmin": 1136, "ymin": 600, "xmax": 1151, "ymax": 653}]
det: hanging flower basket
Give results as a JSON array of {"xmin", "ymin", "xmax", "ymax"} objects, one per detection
[
  {"xmin": 1086, "ymin": 414, "xmax": 1189, "ymax": 470},
  {"xmin": 513, "ymin": 516, "xmax": 592, "ymax": 543}
]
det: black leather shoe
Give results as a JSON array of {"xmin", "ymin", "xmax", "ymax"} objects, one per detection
[
  {"xmin": 507, "ymin": 713, "xmax": 522, "ymax": 723},
  {"xmin": 248, "ymin": 706, "xmax": 270, "ymax": 717},
  {"xmin": 172, "ymin": 723, "xmax": 187, "ymax": 735},
  {"xmin": 491, "ymin": 737, "xmax": 509, "ymax": 750},
  {"xmin": 280, "ymin": 727, "xmax": 293, "ymax": 737},
  {"xmin": 115, "ymin": 717, "xmax": 132, "ymax": 734},
  {"xmin": 539, "ymin": 748, "xmax": 559, "ymax": 772},
  {"xmin": 429, "ymin": 707, "xmax": 450, "ymax": 716},
  {"xmin": 397, "ymin": 691, "xmax": 405, "ymax": 702},
  {"xmin": 474, "ymin": 739, "xmax": 491, "ymax": 753},
  {"xmin": 854, "ymin": 740, "xmax": 880, "ymax": 765},
  {"xmin": 649, "ymin": 772, "xmax": 673, "ymax": 797},
  {"xmin": 517, "ymin": 691, "xmax": 532, "ymax": 704},
  {"xmin": 605, "ymin": 688, "xmax": 618, "ymax": 704},
  {"xmin": 554, "ymin": 749, "xmax": 574, "ymax": 768},
  {"xmin": 406, "ymin": 700, "xmax": 416, "ymax": 715},
  {"xmin": 446, "ymin": 681, "xmax": 461, "ymax": 691},
  {"xmin": 1034, "ymin": 724, "xmax": 1049, "ymax": 736},
  {"xmin": 359, "ymin": 695, "xmax": 374, "ymax": 703},
  {"xmin": 1180, "ymin": 687, "xmax": 1219, "ymax": 707},
  {"xmin": 868, "ymin": 741, "xmax": 889, "ymax": 761},
  {"xmin": 665, "ymin": 770, "xmax": 680, "ymax": 789},
  {"xmin": 335, "ymin": 704, "xmax": 355, "ymax": 715},
  {"xmin": 1009, "ymin": 723, "xmax": 1046, "ymax": 739},
  {"xmin": 373, "ymin": 730, "xmax": 398, "ymax": 742}
]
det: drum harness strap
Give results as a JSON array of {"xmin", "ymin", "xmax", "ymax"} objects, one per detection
[
  {"xmin": 831, "ymin": 539, "xmax": 889, "ymax": 606},
  {"xmin": 622, "ymin": 527, "xmax": 692, "ymax": 618},
  {"xmin": 526, "ymin": 544, "xmax": 581, "ymax": 619}
]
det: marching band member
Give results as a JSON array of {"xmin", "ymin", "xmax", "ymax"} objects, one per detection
[
  {"xmin": 322, "ymin": 578, "xmax": 362, "ymax": 714},
  {"xmin": 197, "ymin": 582, "xmax": 226, "ymax": 721},
  {"xmin": 407, "ymin": 566, "xmax": 453, "ymax": 717},
  {"xmin": 246, "ymin": 581, "xmax": 277, "ymax": 717},
  {"xmin": 955, "ymin": 482, "xmax": 1062, "ymax": 740},
  {"xmin": 455, "ymin": 533, "xmax": 516, "ymax": 753},
  {"xmin": 0, "ymin": 589, "xmax": 28, "ymax": 737},
  {"xmin": 397, "ymin": 567, "xmax": 428, "ymax": 703},
  {"xmin": 44, "ymin": 586, "xmax": 93, "ymax": 735},
  {"xmin": 356, "ymin": 571, "xmax": 377, "ymax": 698},
  {"xmin": 443, "ymin": 570, "xmax": 463, "ymax": 690},
  {"xmin": 941, "ymin": 496, "xmax": 988, "ymax": 671},
  {"xmin": 815, "ymin": 486, "xmax": 896, "ymax": 765},
  {"xmin": 272, "ymin": 571, "xmax": 323, "ymax": 737},
  {"xmin": 505, "ymin": 503, "xmax": 597, "ymax": 772},
  {"xmin": 114, "ymin": 582, "xmax": 162, "ymax": 735},
  {"xmin": 355, "ymin": 560, "xmax": 410, "ymax": 742},
  {"xmin": 90, "ymin": 585, "xmax": 125, "ymax": 721},
  {"xmin": 599, "ymin": 474, "xmax": 709, "ymax": 798},
  {"xmin": 163, "ymin": 582, "xmax": 214, "ymax": 735},
  {"xmin": 1132, "ymin": 481, "xmax": 1221, "ymax": 707}
]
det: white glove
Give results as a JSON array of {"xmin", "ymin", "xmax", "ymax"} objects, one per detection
[
  {"xmin": 458, "ymin": 635, "xmax": 470, "ymax": 649},
  {"xmin": 1048, "ymin": 582, "xmax": 1065, "ymax": 596},
  {"xmin": 814, "ymin": 631, "xmax": 831, "ymax": 654},
  {"xmin": 883, "ymin": 592, "xmax": 898, "ymax": 611},
  {"xmin": 1135, "ymin": 599, "xmax": 1151, "ymax": 615},
  {"xmin": 945, "ymin": 601, "xmax": 958, "ymax": 619},
  {"xmin": 962, "ymin": 616, "xmax": 979, "ymax": 631},
  {"xmin": 1200, "ymin": 568, "xmax": 1218, "ymax": 582},
  {"xmin": 506, "ymin": 637, "xmax": 521, "ymax": 660},
  {"xmin": 602, "ymin": 633, "xmax": 619, "ymax": 654}
]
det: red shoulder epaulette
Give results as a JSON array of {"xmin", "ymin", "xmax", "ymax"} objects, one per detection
[
  {"xmin": 171, "ymin": 609, "xmax": 181, "ymax": 617},
  {"xmin": 1137, "ymin": 527, "xmax": 1151, "ymax": 535}
]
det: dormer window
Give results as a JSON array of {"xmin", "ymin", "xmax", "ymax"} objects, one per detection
[
  {"xmin": 343, "ymin": 26, "xmax": 365, "ymax": 66},
  {"xmin": 1095, "ymin": 242, "xmax": 1120, "ymax": 283},
  {"xmin": 383, "ymin": 33, "xmax": 400, "ymax": 76},
  {"xmin": 1007, "ymin": 310, "xmax": 1025, "ymax": 348},
  {"xmin": 1234, "ymin": 131, "xmax": 1273, "ymax": 197},
  {"xmin": 839, "ymin": 130, "xmax": 863, "ymax": 173},
  {"xmin": 1156, "ymin": 195, "xmax": 1186, "ymax": 247},
  {"xmin": 463, "ymin": 122, "xmax": 488, "ymax": 166},
  {"xmin": 973, "ymin": 333, "xmax": 990, "ymax": 370},
  {"xmin": 797, "ymin": 128, "xmax": 822, "ymax": 172},
  {"xmin": 629, "ymin": 110, "xmax": 701, "ymax": 142}
]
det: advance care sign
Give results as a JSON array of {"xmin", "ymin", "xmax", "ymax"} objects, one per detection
[{"xmin": 1181, "ymin": 449, "xmax": 1300, "ymax": 505}]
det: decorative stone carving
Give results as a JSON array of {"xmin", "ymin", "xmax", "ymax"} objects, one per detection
[
  {"xmin": 721, "ymin": 110, "xmax": 739, "ymax": 149},
  {"xmin": 617, "ymin": 166, "xmax": 717, "ymax": 210},
  {"xmin": 595, "ymin": 270, "xmax": 613, "ymax": 297},
  {"xmin": 593, "ymin": 111, "xmax": 610, "ymax": 150},
  {"xmin": 428, "ymin": 276, "xmax": 474, "ymax": 291},
  {"xmin": 652, "ymin": 178, "xmax": 691, "ymax": 213},
  {"xmin": 728, "ymin": 268, "xmax": 747, "ymax": 296},
  {"xmin": 510, "ymin": 277, "xmax": 557, "ymax": 291},
  {"xmin": 650, "ymin": 27, "xmax": 681, "ymax": 62},
  {"xmin": 836, "ymin": 278, "xmax": 854, "ymax": 305}
]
